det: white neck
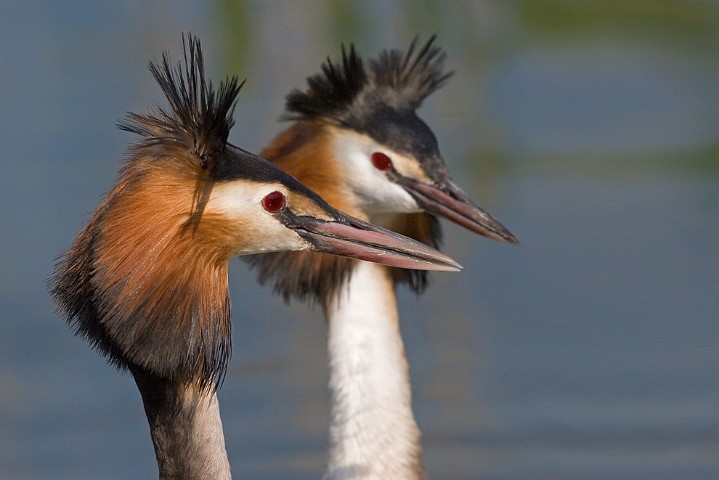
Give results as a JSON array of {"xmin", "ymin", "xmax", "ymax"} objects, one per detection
[{"xmin": 324, "ymin": 261, "xmax": 424, "ymax": 480}]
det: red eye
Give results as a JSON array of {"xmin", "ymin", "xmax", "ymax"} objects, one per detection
[
  {"xmin": 262, "ymin": 191, "xmax": 286, "ymax": 213},
  {"xmin": 371, "ymin": 152, "xmax": 393, "ymax": 171}
]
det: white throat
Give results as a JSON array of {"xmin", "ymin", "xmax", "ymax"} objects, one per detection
[{"xmin": 324, "ymin": 261, "xmax": 424, "ymax": 480}]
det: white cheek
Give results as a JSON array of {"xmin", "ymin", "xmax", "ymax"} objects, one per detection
[
  {"xmin": 333, "ymin": 134, "xmax": 420, "ymax": 215},
  {"xmin": 208, "ymin": 184, "xmax": 310, "ymax": 255},
  {"xmin": 233, "ymin": 216, "xmax": 309, "ymax": 255}
]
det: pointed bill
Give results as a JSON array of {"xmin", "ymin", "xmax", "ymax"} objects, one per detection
[
  {"xmin": 282, "ymin": 213, "xmax": 462, "ymax": 272},
  {"xmin": 394, "ymin": 175, "xmax": 518, "ymax": 244}
]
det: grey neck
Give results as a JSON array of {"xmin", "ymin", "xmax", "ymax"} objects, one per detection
[{"xmin": 131, "ymin": 366, "xmax": 232, "ymax": 480}]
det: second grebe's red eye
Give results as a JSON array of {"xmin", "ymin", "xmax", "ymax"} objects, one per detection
[
  {"xmin": 371, "ymin": 152, "xmax": 393, "ymax": 171},
  {"xmin": 262, "ymin": 191, "xmax": 286, "ymax": 213}
]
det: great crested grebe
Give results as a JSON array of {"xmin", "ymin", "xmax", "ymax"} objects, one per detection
[{"xmin": 248, "ymin": 37, "xmax": 516, "ymax": 479}]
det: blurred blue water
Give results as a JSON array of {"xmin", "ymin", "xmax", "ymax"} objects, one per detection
[{"xmin": 0, "ymin": 2, "xmax": 717, "ymax": 479}]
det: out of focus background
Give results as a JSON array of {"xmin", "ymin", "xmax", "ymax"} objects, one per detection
[{"xmin": 1, "ymin": 2, "xmax": 717, "ymax": 479}]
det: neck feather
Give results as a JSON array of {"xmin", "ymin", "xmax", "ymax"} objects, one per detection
[
  {"xmin": 50, "ymin": 159, "xmax": 232, "ymax": 386},
  {"xmin": 131, "ymin": 366, "xmax": 231, "ymax": 480},
  {"xmin": 324, "ymin": 261, "xmax": 425, "ymax": 480}
]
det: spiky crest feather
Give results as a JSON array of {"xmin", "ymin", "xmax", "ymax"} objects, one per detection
[
  {"xmin": 119, "ymin": 34, "xmax": 242, "ymax": 175},
  {"xmin": 284, "ymin": 45, "xmax": 366, "ymax": 124},
  {"xmin": 285, "ymin": 36, "xmax": 452, "ymax": 125}
]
